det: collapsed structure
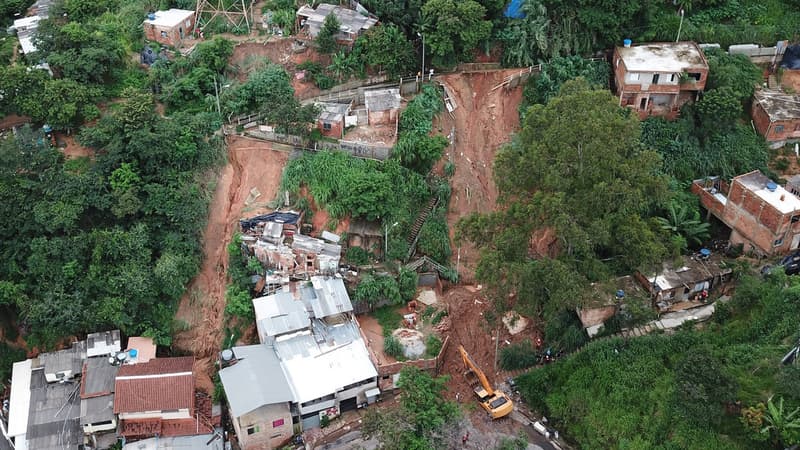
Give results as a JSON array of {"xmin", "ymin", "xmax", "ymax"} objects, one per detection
[
  {"xmin": 239, "ymin": 211, "xmax": 344, "ymax": 295},
  {"xmin": 295, "ymin": 3, "xmax": 378, "ymax": 44}
]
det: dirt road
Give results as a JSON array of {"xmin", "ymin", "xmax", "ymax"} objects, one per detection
[
  {"xmin": 438, "ymin": 71, "xmax": 524, "ymax": 281},
  {"xmin": 172, "ymin": 134, "xmax": 288, "ymax": 391}
]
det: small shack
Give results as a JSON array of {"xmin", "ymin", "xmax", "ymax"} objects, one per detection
[
  {"xmin": 347, "ymin": 219, "xmax": 383, "ymax": 256},
  {"xmin": 317, "ymin": 102, "xmax": 352, "ymax": 138},
  {"xmin": 751, "ymin": 89, "xmax": 800, "ymax": 147},
  {"xmin": 364, "ymin": 88, "xmax": 401, "ymax": 126},
  {"xmin": 635, "ymin": 253, "xmax": 732, "ymax": 313},
  {"xmin": 296, "ymin": 3, "xmax": 378, "ymax": 44},
  {"xmin": 143, "ymin": 9, "xmax": 195, "ymax": 47}
]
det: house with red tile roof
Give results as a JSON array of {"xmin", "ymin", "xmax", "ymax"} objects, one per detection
[{"xmin": 114, "ymin": 356, "xmax": 217, "ymax": 441}]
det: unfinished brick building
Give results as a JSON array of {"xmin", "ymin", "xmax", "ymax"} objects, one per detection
[
  {"xmin": 751, "ymin": 89, "xmax": 800, "ymax": 147},
  {"xmin": 692, "ymin": 170, "xmax": 800, "ymax": 256},
  {"xmin": 614, "ymin": 41, "xmax": 708, "ymax": 120}
]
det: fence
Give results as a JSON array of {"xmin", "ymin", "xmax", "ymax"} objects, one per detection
[
  {"xmin": 242, "ymin": 129, "xmax": 392, "ymax": 161},
  {"xmin": 375, "ymin": 336, "xmax": 450, "ymax": 378},
  {"xmin": 298, "ymin": 73, "xmax": 396, "ymax": 101}
]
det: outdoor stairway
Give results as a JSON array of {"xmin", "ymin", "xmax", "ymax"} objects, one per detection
[
  {"xmin": 405, "ymin": 197, "xmax": 439, "ymax": 260},
  {"xmin": 768, "ymin": 74, "xmax": 779, "ymax": 90}
]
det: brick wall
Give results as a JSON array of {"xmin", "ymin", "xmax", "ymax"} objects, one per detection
[
  {"xmin": 367, "ymin": 108, "xmax": 398, "ymax": 126},
  {"xmin": 318, "ymin": 118, "xmax": 343, "ymax": 138}
]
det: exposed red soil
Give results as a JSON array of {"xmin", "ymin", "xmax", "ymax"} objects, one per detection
[
  {"xmin": 172, "ymin": 134, "xmax": 289, "ymax": 390},
  {"xmin": 438, "ymin": 71, "xmax": 524, "ymax": 281},
  {"xmin": 229, "ymin": 39, "xmax": 327, "ymax": 99},
  {"xmin": 438, "ymin": 284, "xmax": 540, "ymax": 434},
  {"xmin": 56, "ymin": 133, "xmax": 95, "ymax": 159}
]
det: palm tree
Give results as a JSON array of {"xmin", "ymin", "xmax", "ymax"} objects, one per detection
[
  {"xmin": 656, "ymin": 202, "xmax": 710, "ymax": 249},
  {"xmin": 760, "ymin": 396, "xmax": 800, "ymax": 446}
]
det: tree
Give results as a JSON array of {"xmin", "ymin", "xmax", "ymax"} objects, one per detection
[
  {"xmin": 696, "ymin": 86, "xmax": 743, "ymax": 131},
  {"xmin": 363, "ymin": 366, "xmax": 459, "ymax": 449},
  {"xmin": 656, "ymin": 201, "xmax": 710, "ymax": 249},
  {"xmin": 317, "ymin": 14, "xmax": 340, "ymax": 54},
  {"xmin": 191, "ymin": 36, "xmax": 234, "ymax": 73},
  {"xmin": 519, "ymin": 55, "xmax": 610, "ymax": 117},
  {"xmin": 760, "ymin": 396, "xmax": 800, "ymax": 446},
  {"xmin": 361, "ymin": 24, "xmax": 415, "ymax": 77},
  {"xmin": 459, "ymin": 79, "xmax": 668, "ymax": 318},
  {"xmin": 421, "ymin": 0, "xmax": 492, "ymax": 67}
]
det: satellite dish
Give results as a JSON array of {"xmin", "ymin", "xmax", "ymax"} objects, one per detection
[{"xmin": 108, "ymin": 357, "xmax": 115, "ymax": 365}]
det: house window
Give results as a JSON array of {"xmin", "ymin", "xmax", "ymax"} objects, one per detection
[
  {"xmin": 792, "ymin": 215, "xmax": 800, "ymax": 223},
  {"xmin": 185, "ymin": 20, "xmax": 191, "ymax": 28},
  {"xmin": 670, "ymin": 73, "xmax": 676, "ymax": 82},
  {"xmin": 652, "ymin": 74, "xmax": 660, "ymax": 84},
  {"xmin": 161, "ymin": 31, "xmax": 168, "ymax": 38},
  {"xmin": 323, "ymin": 122, "xmax": 332, "ymax": 131},
  {"xmin": 247, "ymin": 425, "xmax": 260, "ymax": 435},
  {"xmin": 776, "ymin": 125, "xmax": 785, "ymax": 133},
  {"xmin": 687, "ymin": 72, "xmax": 702, "ymax": 81},
  {"xmin": 272, "ymin": 418, "xmax": 285, "ymax": 428},
  {"xmin": 775, "ymin": 237, "xmax": 784, "ymax": 247},
  {"xmin": 628, "ymin": 72, "xmax": 639, "ymax": 81}
]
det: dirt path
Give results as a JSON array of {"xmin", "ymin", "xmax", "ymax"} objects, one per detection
[
  {"xmin": 172, "ymin": 135, "xmax": 289, "ymax": 391},
  {"xmin": 439, "ymin": 71, "xmax": 524, "ymax": 281}
]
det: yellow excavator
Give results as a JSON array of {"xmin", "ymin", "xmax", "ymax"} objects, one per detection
[{"xmin": 457, "ymin": 345, "xmax": 514, "ymax": 419}]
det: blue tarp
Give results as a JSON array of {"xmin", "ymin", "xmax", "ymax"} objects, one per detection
[
  {"xmin": 505, "ymin": 0, "xmax": 525, "ymax": 18},
  {"xmin": 781, "ymin": 44, "xmax": 800, "ymax": 69},
  {"xmin": 240, "ymin": 212, "xmax": 301, "ymax": 231}
]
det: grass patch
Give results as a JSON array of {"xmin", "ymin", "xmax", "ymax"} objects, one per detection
[{"xmin": 373, "ymin": 305, "xmax": 402, "ymax": 337}]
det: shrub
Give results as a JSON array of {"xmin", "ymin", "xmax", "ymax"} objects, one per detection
[
  {"xmin": 431, "ymin": 309, "xmax": 448, "ymax": 325},
  {"xmin": 384, "ymin": 334, "xmax": 404, "ymax": 359},
  {"xmin": 345, "ymin": 246, "xmax": 371, "ymax": 266},
  {"xmin": 425, "ymin": 334, "xmax": 443, "ymax": 358},
  {"xmin": 499, "ymin": 340, "xmax": 539, "ymax": 371}
]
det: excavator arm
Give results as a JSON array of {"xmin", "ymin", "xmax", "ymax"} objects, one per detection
[{"xmin": 458, "ymin": 345, "xmax": 495, "ymax": 396}]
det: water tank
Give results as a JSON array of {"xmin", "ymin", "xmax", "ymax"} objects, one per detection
[
  {"xmin": 615, "ymin": 290, "xmax": 625, "ymax": 299},
  {"xmin": 116, "ymin": 352, "xmax": 128, "ymax": 363},
  {"xmin": 129, "ymin": 348, "xmax": 138, "ymax": 359},
  {"xmin": 623, "ymin": 39, "xmax": 632, "ymax": 48},
  {"xmin": 767, "ymin": 181, "xmax": 778, "ymax": 192},
  {"xmin": 221, "ymin": 349, "xmax": 234, "ymax": 362},
  {"xmin": 700, "ymin": 248, "xmax": 711, "ymax": 257},
  {"xmin": 147, "ymin": 12, "xmax": 156, "ymax": 20}
]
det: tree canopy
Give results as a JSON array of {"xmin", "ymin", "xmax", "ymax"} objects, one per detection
[
  {"xmin": 362, "ymin": 366, "xmax": 460, "ymax": 449},
  {"xmin": 459, "ymin": 79, "xmax": 669, "ymax": 318},
  {"xmin": 421, "ymin": 0, "xmax": 492, "ymax": 67}
]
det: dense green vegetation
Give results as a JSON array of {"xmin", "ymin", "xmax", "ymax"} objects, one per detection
[
  {"xmin": 0, "ymin": 91, "xmax": 223, "ymax": 347},
  {"xmin": 517, "ymin": 271, "xmax": 800, "ymax": 449},
  {"xmin": 460, "ymin": 79, "xmax": 670, "ymax": 319},
  {"xmin": 363, "ymin": 366, "xmax": 460, "ymax": 449}
]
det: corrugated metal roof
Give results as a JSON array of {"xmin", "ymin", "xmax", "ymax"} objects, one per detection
[
  {"xmin": 254, "ymin": 291, "xmax": 310, "ymax": 338},
  {"xmin": 81, "ymin": 357, "xmax": 118, "ymax": 398},
  {"xmin": 309, "ymin": 277, "xmax": 353, "ymax": 318},
  {"xmin": 219, "ymin": 345, "xmax": 294, "ymax": 417}
]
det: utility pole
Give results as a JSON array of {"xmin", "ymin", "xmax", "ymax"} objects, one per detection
[
  {"xmin": 213, "ymin": 76, "xmax": 221, "ymax": 116},
  {"xmin": 676, "ymin": 8, "xmax": 685, "ymax": 43},
  {"xmin": 417, "ymin": 32, "xmax": 425, "ymax": 84}
]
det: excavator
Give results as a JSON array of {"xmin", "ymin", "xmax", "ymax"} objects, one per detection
[{"xmin": 457, "ymin": 345, "xmax": 514, "ymax": 419}]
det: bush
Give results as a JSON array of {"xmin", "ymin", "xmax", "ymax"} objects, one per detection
[
  {"xmin": 384, "ymin": 334, "xmax": 404, "ymax": 359},
  {"xmin": 425, "ymin": 334, "xmax": 443, "ymax": 358},
  {"xmin": 431, "ymin": 309, "xmax": 448, "ymax": 325},
  {"xmin": 373, "ymin": 305, "xmax": 403, "ymax": 336},
  {"xmin": 354, "ymin": 274, "xmax": 401, "ymax": 306},
  {"xmin": 499, "ymin": 340, "xmax": 539, "ymax": 371},
  {"xmin": 397, "ymin": 268, "xmax": 418, "ymax": 302},
  {"xmin": 345, "ymin": 246, "xmax": 371, "ymax": 266}
]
